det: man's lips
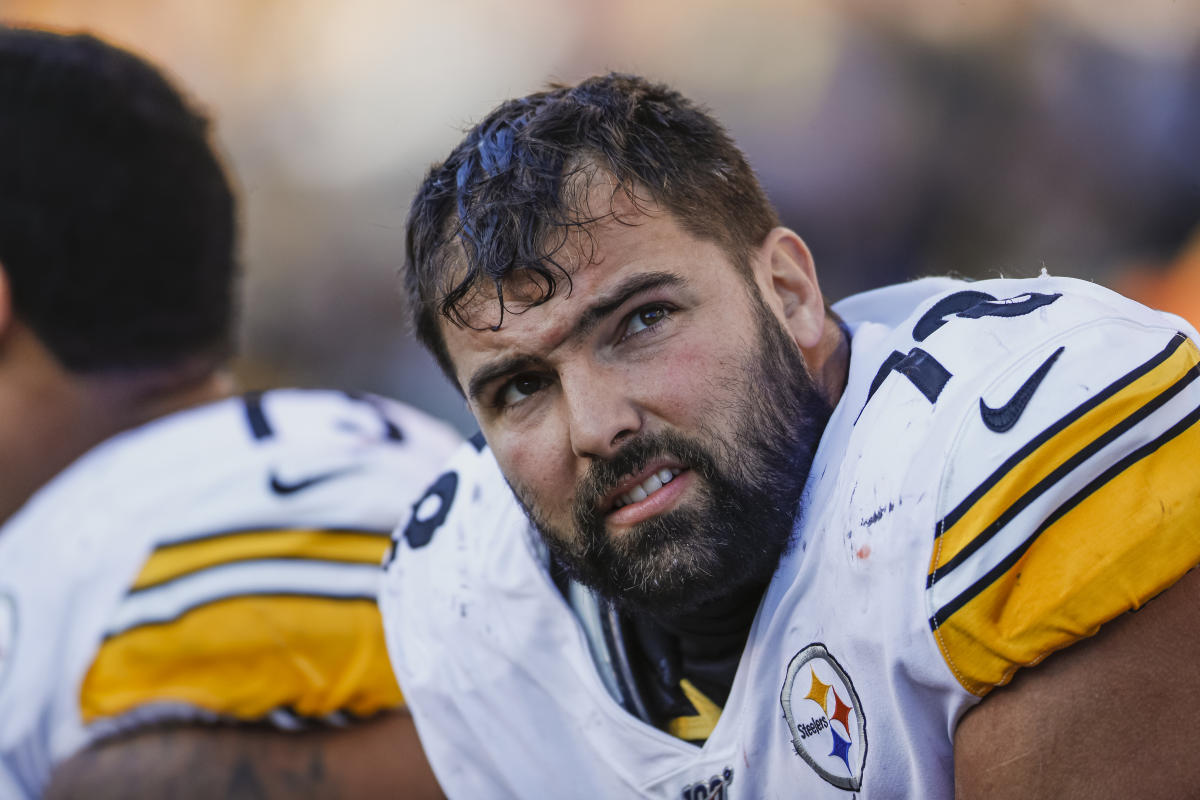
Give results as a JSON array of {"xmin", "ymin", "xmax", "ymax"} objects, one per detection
[
  {"xmin": 602, "ymin": 462, "xmax": 691, "ymax": 528},
  {"xmin": 602, "ymin": 460, "xmax": 684, "ymax": 510}
]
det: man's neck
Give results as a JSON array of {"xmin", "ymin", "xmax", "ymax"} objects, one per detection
[
  {"xmin": 646, "ymin": 577, "xmax": 769, "ymax": 643},
  {"xmin": 0, "ymin": 357, "xmax": 233, "ymax": 528},
  {"xmin": 632, "ymin": 576, "xmax": 770, "ymax": 710},
  {"xmin": 804, "ymin": 312, "xmax": 853, "ymax": 409}
]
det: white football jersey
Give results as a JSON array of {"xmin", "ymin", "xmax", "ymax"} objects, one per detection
[
  {"xmin": 382, "ymin": 276, "xmax": 1200, "ymax": 798},
  {"xmin": 0, "ymin": 389, "xmax": 460, "ymax": 799}
]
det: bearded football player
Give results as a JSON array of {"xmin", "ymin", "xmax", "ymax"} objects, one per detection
[{"xmin": 383, "ymin": 73, "xmax": 1200, "ymax": 798}]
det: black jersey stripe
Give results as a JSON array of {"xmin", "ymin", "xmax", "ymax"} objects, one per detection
[
  {"xmin": 929, "ymin": 399, "xmax": 1200, "ymax": 630},
  {"xmin": 151, "ymin": 524, "xmax": 391, "ymax": 551},
  {"xmin": 131, "ymin": 551, "xmax": 390, "ymax": 595},
  {"xmin": 131, "ymin": 530, "xmax": 393, "ymax": 593},
  {"xmin": 104, "ymin": 589, "xmax": 379, "ymax": 640},
  {"xmin": 936, "ymin": 332, "xmax": 1188, "ymax": 538},
  {"xmin": 928, "ymin": 362, "xmax": 1200, "ymax": 587}
]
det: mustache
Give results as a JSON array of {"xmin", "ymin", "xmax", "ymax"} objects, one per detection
[{"xmin": 574, "ymin": 429, "xmax": 719, "ymax": 518}]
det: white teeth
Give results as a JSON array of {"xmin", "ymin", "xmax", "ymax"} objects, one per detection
[{"xmin": 614, "ymin": 468, "xmax": 682, "ymax": 509}]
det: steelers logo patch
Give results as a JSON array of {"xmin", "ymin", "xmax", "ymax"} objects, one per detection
[{"xmin": 780, "ymin": 643, "xmax": 867, "ymax": 791}]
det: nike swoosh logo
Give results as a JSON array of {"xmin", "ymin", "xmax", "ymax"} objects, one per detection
[
  {"xmin": 979, "ymin": 346, "xmax": 1065, "ymax": 433},
  {"xmin": 269, "ymin": 466, "xmax": 360, "ymax": 496}
]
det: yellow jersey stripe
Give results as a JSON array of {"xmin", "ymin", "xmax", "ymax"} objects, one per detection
[
  {"xmin": 665, "ymin": 679, "xmax": 723, "ymax": 743},
  {"xmin": 132, "ymin": 529, "xmax": 392, "ymax": 591},
  {"xmin": 931, "ymin": 334, "xmax": 1199, "ymax": 574},
  {"xmin": 81, "ymin": 594, "xmax": 403, "ymax": 723},
  {"xmin": 930, "ymin": 402, "xmax": 1200, "ymax": 696},
  {"xmin": 936, "ymin": 334, "xmax": 1191, "ymax": 536}
]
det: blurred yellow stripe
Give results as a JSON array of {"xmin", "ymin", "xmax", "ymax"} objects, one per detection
[
  {"xmin": 132, "ymin": 529, "xmax": 391, "ymax": 590},
  {"xmin": 81, "ymin": 594, "xmax": 403, "ymax": 722}
]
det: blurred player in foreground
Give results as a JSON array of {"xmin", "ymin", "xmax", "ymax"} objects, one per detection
[
  {"xmin": 383, "ymin": 73, "xmax": 1200, "ymax": 798},
  {"xmin": 0, "ymin": 27, "xmax": 457, "ymax": 799}
]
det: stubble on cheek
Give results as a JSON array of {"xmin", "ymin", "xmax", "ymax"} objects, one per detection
[{"xmin": 504, "ymin": 468, "xmax": 587, "ymax": 560}]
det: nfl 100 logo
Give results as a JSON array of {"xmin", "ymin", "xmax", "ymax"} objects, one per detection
[
  {"xmin": 680, "ymin": 767, "xmax": 733, "ymax": 800},
  {"xmin": 780, "ymin": 643, "xmax": 867, "ymax": 791}
]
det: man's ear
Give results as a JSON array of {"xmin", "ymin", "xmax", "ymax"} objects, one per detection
[{"xmin": 752, "ymin": 227, "xmax": 825, "ymax": 349}]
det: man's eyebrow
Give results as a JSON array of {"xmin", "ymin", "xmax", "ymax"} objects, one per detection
[
  {"xmin": 464, "ymin": 271, "xmax": 686, "ymax": 403},
  {"xmin": 466, "ymin": 354, "xmax": 542, "ymax": 404},
  {"xmin": 572, "ymin": 271, "xmax": 686, "ymax": 341}
]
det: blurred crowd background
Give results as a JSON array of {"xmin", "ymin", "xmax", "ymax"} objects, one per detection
[{"xmin": 3, "ymin": 0, "xmax": 1198, "ymax": 434}]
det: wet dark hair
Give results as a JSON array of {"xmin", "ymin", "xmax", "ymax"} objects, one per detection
[
  {"xmin": 0, "ymin": 27, "xmax": 236, "ymax": 372},
  {"xmin": 404, "ymin": 72, "xmax": 780, "ymax": 384}
]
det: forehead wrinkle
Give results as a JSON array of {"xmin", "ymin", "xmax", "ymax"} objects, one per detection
[
  {"xmin": 456, "ymin": 292, "xmax": 578, "ymax": 402},
  {"xmin": 450, "ymin": 196, "xmax": 692, "ymax": 400}
]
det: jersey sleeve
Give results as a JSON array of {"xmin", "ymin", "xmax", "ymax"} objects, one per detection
[
  {"xmin": 924, "ymin": 298, "xmax": 1200, "ymax": 697},
  {"xmin": 75, "ymin": 389, "xmax": 461, "ymax": 729},
  {"xmin": 380, "ymin": 434, "xmax": 544, "ymax": 798},
  {"xmin": 79, "ymin": 523, "xmax": 402, "ymax": 727}
]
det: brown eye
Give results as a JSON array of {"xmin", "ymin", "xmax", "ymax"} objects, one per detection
[
  {"xmin": 513, "ymin": 376, "xmax": 542, "ymax": 395},
  {"xmin": 499, "ymin": 375, "xmax": 546, "ymax": 407},
  {"xmin": 639, "ymin": 307, "xmax": 666, "ymax": 326},
  {"xmin": 626, "ymin": 304, "xmax": 669, "ymax": 336}
]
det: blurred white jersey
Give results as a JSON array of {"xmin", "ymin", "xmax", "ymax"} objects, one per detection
[
  {"xmin": 0, "ymin": 389, "xmax": 460, "ymax": 799},
  {"xmin": 382, "ymin": 276, "xmax": 1200, "ymax": 798}
]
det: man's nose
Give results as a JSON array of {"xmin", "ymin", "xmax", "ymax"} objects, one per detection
[{"xmin": 562, "ymin": 366, "xmax": 642, "ymax": 460}]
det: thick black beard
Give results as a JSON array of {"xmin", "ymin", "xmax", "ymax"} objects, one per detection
[{"xmin": 513, "ymin": 298, "xmax": 833, "ymax": 617}]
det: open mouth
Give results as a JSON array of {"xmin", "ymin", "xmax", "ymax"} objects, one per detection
[{"xmin": 610, "ymin": 467, "xmax": 683, "ymax": 510}]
